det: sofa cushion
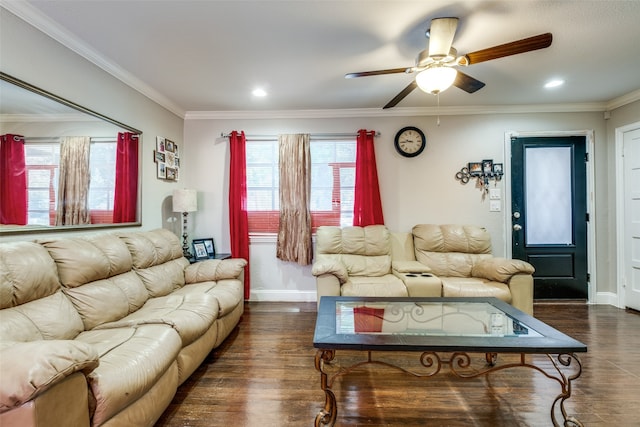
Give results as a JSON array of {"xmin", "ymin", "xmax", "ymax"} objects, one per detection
[
  {"xmin": 441, "ymin": 277, "xmax": 511, "ymax": 303},
  {"xmin": 38, "ymin": 235, "xmax": 155, "ymax": 330},
  {"xmin": 38, "ymin": 234, "xmax": 133, "ymax": 288},
  {"xmin": 172, "ymin": 279, "xmax": 243, "ymax": 318},
  {"xmin": 341, "ymin": 275, "xmax": 408, "ymax": 297},
  {"xmin": 119, "ymin": 229, "xmax": 183, "ymax": 269},
  {"xmin": 75, "ymin": 324, "xmax": 182, "ymax": 427},
  {"xmin": 93, "ymin": 293, "xmax": 220, "ymax": 346},
  {"xmin": 0, "ymin": 241, "xmax": 84, "ymax": 341},
  {"xmin": 0, "ymin": 292, "xmax": 84, "ymax": 341},
  {"xmin": 0, "ymin": 241, "xmax": 61, "ymax": 308},
  {"xmin": 119, "ymin": 230, "xmax": 190, "ymax": 297}
]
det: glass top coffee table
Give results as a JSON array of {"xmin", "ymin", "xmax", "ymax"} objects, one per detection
[{"xmin": 313, "ymin": 296, "xmax": 587, "ymax": 427}]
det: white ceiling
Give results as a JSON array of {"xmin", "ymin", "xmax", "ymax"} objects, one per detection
[{"xmin": 6, "ymin": 0, "xmax": 640, "ymax": 117}]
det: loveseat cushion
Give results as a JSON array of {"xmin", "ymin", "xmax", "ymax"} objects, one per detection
[
  {"xmin": 75, "ymin": 324, "xmax": 182, "ymax": 426},
  {"xmin": 341, "ymin": 275, "xmax": 408, "ymax": 297},
  {"xmin": 412, "ymin": 224, "xmax": 493, "ymax": 277},
  {"xmin": 0, "ymin": 340, "xmax": 99, "ymax": 412},
  {"xmin": 441, "ymin": 277, "xmax": 511, "ymax": 303},
  {"xmin": 315, "ymin": 225, "xmax": 393, "ymax": 277}
]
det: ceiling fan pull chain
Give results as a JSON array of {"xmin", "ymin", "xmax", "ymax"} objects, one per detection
[{"xmin": 436, "ymin": 93, "xmax": 441, "ymax": 126}]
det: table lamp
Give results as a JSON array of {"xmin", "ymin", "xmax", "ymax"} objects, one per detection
[{"xmin": 172, "ymin": 189, "xmax": 198, "ymax": 258}]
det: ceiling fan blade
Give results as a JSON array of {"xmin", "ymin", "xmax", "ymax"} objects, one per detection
[
  {"xmin": 345, "ymin": 67, "xmax": 410, "ymax": 78},
  {"xmin": 453, "ymin": 71, "xmax": 485, "ymax": 93},
  {"xmin": 428, "ymin": 17, "xmax": 459, "ymax": 58},
  {"xmin": 465, "ymin": 33, "xmax": 552, "ymax": 64},
  {"xmin": 383, "ymin": 80, "xmax": 418, "ymax": 109}
]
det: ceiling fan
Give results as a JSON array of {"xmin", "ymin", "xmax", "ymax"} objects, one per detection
[{"xmin": 345, "ymin": 17, "xmax": 552, "ymax": 109}]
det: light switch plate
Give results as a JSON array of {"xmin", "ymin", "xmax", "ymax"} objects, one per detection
[
  {"xmin": 489, "ymin": 188, "xmax": 501, "ymax": 200},
  {"xmin": 490, "ymin": 200, "xmax": 501, "ymax": 212}
]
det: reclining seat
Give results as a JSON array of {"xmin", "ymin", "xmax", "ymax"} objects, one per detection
[
  {"xmin": 312, "ymin": 225, "xmax": 408, "ymax": 304},
  {"xmin": 412, "ymin": 224, "xmax": 535, "ymax": 315}
]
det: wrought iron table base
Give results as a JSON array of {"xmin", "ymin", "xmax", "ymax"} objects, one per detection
[{"xmin": 314, "ymin": 349, "xmax": 583, "ymax": 427}]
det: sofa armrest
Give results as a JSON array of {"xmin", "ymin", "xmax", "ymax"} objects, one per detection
[
  {"xmin": 392, "ymin": 260, "xmax": 431, "ymax": 274},
  {"xmin": 185, "ymin": 258, "xmax": 247, "ymax": 284},
  {"xmin": 471, "ymin": 257, "xmax": 535, "ymax": 282},
  {"xmin": 311, "ymin": 260, "xmax": 349, "ymax": 284},
  {"xmin": 0, "ymin": 340, "xmax": 99, "ymax": 412}
]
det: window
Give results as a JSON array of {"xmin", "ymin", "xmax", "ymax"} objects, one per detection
[
  {"xmin": 246, "ymin": 138, "xmax": 356, "ymax": 233},
  {"xmin": 24, "ymin": 139, "xmax": 117, "ymax": 225}
]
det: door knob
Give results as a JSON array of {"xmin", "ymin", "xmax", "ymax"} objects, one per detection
[{"xmin": 513, "ymin": 224, "xmax": 522, "ymax": 231}]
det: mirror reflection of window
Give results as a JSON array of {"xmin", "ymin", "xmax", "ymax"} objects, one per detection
[
  {"xmin": 0, "ymin": 72, "xmax": 142, "ymax": 233},
  {"xmin": 23, "ymin": 138, "xmax": 118, "ymax": 226}
]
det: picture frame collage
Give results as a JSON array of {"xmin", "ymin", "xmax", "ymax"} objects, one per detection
[{"xmin": 154, "ymin": 137, "xmax": 180, "ymax": 181}]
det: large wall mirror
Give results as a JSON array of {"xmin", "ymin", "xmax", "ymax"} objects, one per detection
[{"xmin": 0, "ymin": 72, "xmax": 142, "ymax": 235}]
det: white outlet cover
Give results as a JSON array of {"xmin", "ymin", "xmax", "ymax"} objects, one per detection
[
  {"xmin": 489, "ymin": 188, "xmax": 501, "ymax": 200},
  {"xmin": 490, "ymin": 200, "xmax": 501, "ymax": 212}
]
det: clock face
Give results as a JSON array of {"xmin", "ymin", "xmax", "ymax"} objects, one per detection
[{"xmin": 394, "ymin": 126, "xmax": 426, "ymax": 157}]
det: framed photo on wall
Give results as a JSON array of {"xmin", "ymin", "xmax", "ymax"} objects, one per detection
[
  {"xmin": 482, "ymin": 159, "xmax": 493, "ymax": 174},
  {"xmin": 468, "ymin": 162, "xmax": 483, "ymax": 176}
]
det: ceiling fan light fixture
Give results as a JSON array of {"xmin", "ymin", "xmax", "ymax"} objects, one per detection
[{"xmin": 416, "ymin": 66, "xmax": 457, "ymax": 94}]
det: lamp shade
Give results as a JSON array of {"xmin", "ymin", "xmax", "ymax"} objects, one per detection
[
  {"xmin": 415, "ymin": 66, "xmax": 457, "ymax": 94},
  {"xmin": 173, "ymin": 189, "xmax": 197, "ymax": 212}
]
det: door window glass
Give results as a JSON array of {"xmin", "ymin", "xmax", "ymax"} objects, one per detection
[{"xmin": 525, "ymin": 146, "xmax": 573, "ymax": 245}]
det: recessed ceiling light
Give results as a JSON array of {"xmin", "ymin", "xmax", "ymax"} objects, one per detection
[
  {"xmin": 252, "ymin": 88, "xmax": 267, "ymax": 97},
  {"xmin": 544, "ymin": 79, "xmax": 564, "ymax": 89}
]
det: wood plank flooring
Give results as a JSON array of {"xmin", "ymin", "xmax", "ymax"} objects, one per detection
[{"xmin": 155, "ymin": 302, "xmax": 640, "ymax": 426}]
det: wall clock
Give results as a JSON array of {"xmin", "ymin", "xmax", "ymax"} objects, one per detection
[{"xmin": 394, "ymin": 126, "xmax": 426, "ymax": 158}]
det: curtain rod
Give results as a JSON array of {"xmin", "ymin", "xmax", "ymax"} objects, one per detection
[
  {"xmin": 220, "ymin": 131, "xmax": 380, "ymax": 141},
  {"xmin": 23, "ymin": 136, "xmax": 119, "ymax": 142}
]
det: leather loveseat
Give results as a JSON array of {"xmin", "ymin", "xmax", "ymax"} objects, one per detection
[
  {"xmin": 312, "ymin": 224, "xmax": 535, "ymax": 315},
  {"xmin": 0, "ymin": 228, "xmax": 246, "ymax": 427}
]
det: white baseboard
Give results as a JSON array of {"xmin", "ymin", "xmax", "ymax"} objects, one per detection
[
  {"xmin": 593, "ymin": 291, "xmax": 620, "ymax": 307},
  {"xmin": 249, "ymin": 289, "xmax": 317, "ymax": 302}
]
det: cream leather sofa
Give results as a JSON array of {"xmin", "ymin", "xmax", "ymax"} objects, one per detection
[
  {"xmin": 312, "ymin": 224, "xmax": 534, "ymax": 315},
  {"xmin": 0, "ymin": 229, "xmax": 246, "ymax": 427}
]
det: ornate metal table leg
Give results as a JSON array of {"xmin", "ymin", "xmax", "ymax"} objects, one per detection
[
  {"xmin": 548, "ymin": 353, "xmax": 584, "ymax": 427},
  {"xmin": 315, "ymin": 349, "xmax": 337, "ymax": 427}
]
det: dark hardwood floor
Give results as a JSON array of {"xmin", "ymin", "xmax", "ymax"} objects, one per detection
[{"xmin": 155, "ymin": 301, "xmax": 640, "ymax": 426}]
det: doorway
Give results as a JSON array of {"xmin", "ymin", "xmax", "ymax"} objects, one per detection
[
  {"xmin": 510, "ymin": 136, "xmax": 588, "ymax": 299},
  {"xmin": 616, "ymin": 123, "xmax": 640, "ymax": 311}
]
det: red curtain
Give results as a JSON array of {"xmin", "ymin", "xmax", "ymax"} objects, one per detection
[
  {"xmin": 0, "ymin": 134, "xmax": 27, "ymax": 225},
  {"xmin": 113, "ymin": 132, "xmax": 139, "ymax": 223},
  {"xmin": 353, "ymin": 129, "xmax": 384, "ymax": 226},
  {"xmin": 229, "ymin": 130, "xmax": 251, "ymax": 299}
]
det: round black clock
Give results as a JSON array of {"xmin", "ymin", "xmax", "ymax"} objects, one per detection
[{"xmin": 394, "ymin": 126, "xmax": 426, "ymax": 158}]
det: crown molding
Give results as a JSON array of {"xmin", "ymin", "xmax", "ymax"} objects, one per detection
[
  {"xmin": 1, "ymin": 1, "xmax": 186, "ymax": 118},
  {"xmin": 606, "ymin": 88, "xmax": 640, "ymax": 111},
  {"xmin": 185, "ymin": 102, "xmax": 609, "ymax": 121}
]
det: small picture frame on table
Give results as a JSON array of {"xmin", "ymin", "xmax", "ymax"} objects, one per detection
[
  {"xmin": 193, "ymin": 238, "xmax": 215, "ymax": 259},
  {"xmin": 192, "ymin": 241, "xmax": 209, "ymax": 260}
]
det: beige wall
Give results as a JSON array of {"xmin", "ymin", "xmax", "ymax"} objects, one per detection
[
  {"xmin": 1, "ymin": 8, "xmax": 184, "ymax": 242},
  {"xmin": 184, "ymin": 110, "xmax": 615, "ymax": 301}
]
